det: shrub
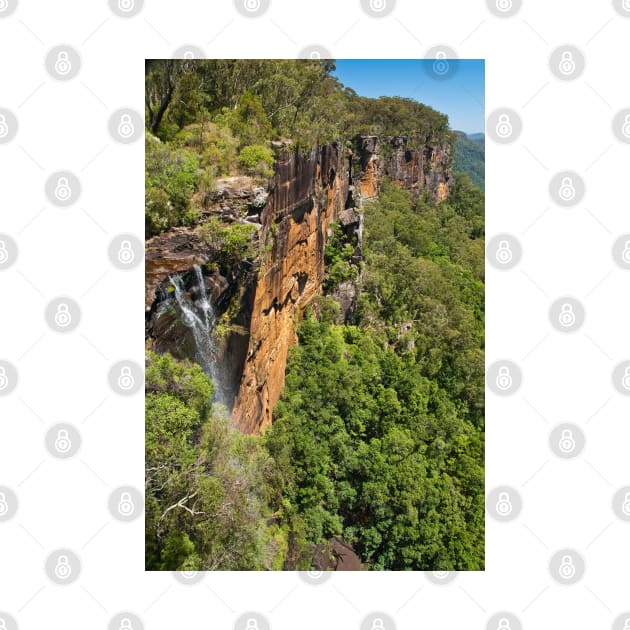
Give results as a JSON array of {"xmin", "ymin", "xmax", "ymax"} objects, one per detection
[
  {"xmin": 195, "ymin": 217, "xmax": 258, "ymax": 271},
  {"xmin": 237, "ymin": 144, "xmax": 275, "ymax": 179},
  {"xmin": 145, "ymin": 135, "xmax": 200, "ymax": 236}
]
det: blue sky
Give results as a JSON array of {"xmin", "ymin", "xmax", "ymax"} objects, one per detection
[{"xmin": 333, "ymin": 59, "xmax": 485, "ymax": 135}]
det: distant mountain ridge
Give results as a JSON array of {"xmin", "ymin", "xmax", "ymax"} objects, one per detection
[{"xmin": 453, "ymin": 131, "xmax": 484, "ymax": 191}]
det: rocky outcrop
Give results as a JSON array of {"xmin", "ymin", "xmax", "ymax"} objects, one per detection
[
  {"xmin": 145, "ymin": 227, "xmax": 208, "ymax": 311},
  {"xmin": 355, "ymin": 134, "xmax": 452, "ymax": 201}
]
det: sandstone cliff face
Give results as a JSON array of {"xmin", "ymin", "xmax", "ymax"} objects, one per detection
[
  {"xmin": 146, "ymin": 133, "xmax": 453, "ymax": 434},
  {"xmin": 232, "ymin": 143, "xmax": 351, "ymax": 434},
  {"xmin": 356, "ymin": 134, "xmax": 452, "ymax": 201}
]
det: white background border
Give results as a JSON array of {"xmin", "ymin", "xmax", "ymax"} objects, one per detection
[{"xmin": 1, "ymin": 0, "xmax": 629, "ymax": 629}]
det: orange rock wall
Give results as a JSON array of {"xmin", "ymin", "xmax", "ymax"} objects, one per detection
[{"xmin": 232, "ymin": 144, "xmax": 350, "ymax": 434}]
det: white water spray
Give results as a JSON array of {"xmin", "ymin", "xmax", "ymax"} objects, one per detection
[{"xmin": 169, "ymin": 265, "xmax": 227, "ymax": 406}]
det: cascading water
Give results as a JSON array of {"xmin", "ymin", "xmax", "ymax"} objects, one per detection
[{"xmin": 169, "ymin": 265, "xmax": 227, "ymax": 407}]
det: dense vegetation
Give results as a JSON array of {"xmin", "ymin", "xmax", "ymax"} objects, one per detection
[
  {"xmin": 454, "ymin": 131, "xmax": 485, "ymax": 190},
  {"xmin": 264, "ymin": 178, "xmax": 484, "ymax": 570},
  {"xmin": 145, "ymin": 59, "xmax": 484, "ymax": 570},
  {"xmin": 145, "ymin": 59, "xmax": 451, "ymax": 237}
]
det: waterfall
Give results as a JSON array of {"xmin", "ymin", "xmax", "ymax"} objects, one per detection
[{"xmin": 169, "ymin": 265, "xmax": 226, "ymax": 407}]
